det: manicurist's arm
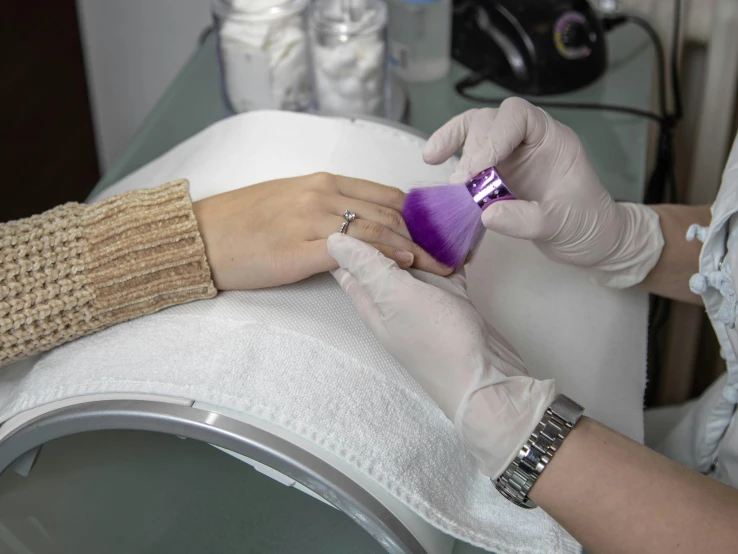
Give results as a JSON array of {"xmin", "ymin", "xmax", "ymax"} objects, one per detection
[
  {"xmin": 531, "ymin": 415, "xmax": 738, "ymax": 554},
  {"xmin": 329, "ymin": 232, "xmax": 738, "ymax": 554}
]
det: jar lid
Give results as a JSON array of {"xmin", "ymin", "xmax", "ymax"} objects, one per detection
[
  {"xmin": 212, "ymin": 0, "xmax": 310, "ymax": 22},
  {"xmin": 309, "ymin": 0, "xmax": 387, "ymax": 37}
]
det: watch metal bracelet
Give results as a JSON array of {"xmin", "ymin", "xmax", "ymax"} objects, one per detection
[{"xmin": 493, "ymin": 394, "xmax": 584, "ymax": 509}]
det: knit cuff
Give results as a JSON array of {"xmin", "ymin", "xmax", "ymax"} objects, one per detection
[{"xmin": 80, "ymin": 180, "xmax": 217, "ymax": 327}]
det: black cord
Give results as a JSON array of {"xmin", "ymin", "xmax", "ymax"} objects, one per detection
[
  {"xmin": 454, "ymin": 62, "xmax": 665, "ymax": 122},
  {"xmin": 455, "ymin": 85, "xmax": 664, "ymax": 121},
  {"xmin": 618, "ymin": 14, "xmax": 667, "ymax": 118},
  {"xmin": 646, "ymin": 294, "xmax": 672, "ymax": 406},
  {"xmin": 672, "ymin": 0, "xmax": 684, "ymax": 120},
  {"xmin": 647, "ymin": 0, "xmax": 683, "ymax": 406}
]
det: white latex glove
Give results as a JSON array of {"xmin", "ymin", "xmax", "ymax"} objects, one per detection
[
  {"xmin": 423, "ymin": 97, "xmax": 665, "ymax": 288},
  {"xmin": 328, "ymin": 232, "xmax": 556, "ymax": 479}
]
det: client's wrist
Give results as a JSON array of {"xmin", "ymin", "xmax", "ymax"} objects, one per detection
[{"xmin": 192, "ymin": 196, "xmax": 227, "ymax": 290}]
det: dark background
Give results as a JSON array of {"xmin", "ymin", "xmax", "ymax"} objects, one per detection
[{"xmin": 1, "ymin": 1, "xmax": 99, "ymax": 223}]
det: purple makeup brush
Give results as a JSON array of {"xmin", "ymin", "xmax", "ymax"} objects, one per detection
[{"xmin": 403, "ymin": 167, "xmax": 515, "ymax": 268}]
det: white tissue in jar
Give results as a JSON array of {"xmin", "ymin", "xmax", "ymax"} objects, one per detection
[
  {"xmin": 318, "ymin": 45, "xmax": 358, "ymax": 78},
  {"xmin": 218, "ymin": 16, "xmax": 311, "ymax": 112},
  {"xmin": 313, "ymin": 36, "xmax": 385, "ymax": 115}
]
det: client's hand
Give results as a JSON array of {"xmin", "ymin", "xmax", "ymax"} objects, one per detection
[
  {"xmin": 193, "ymin": 173, "xmax": 453, "ymax": 289},
  {"xmin": 328, "ymin": 233, "xmax": 556, "ymax": 478}
]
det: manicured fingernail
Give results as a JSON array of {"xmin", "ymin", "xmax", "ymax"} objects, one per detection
[{"xmin": 395, "ymin": 250, "xmax": 414, "ymax": 266}]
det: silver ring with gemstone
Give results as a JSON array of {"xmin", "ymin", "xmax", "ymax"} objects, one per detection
[{"xmin": 340, "ymin": 210, "xmax": 356, "ymax": 234}]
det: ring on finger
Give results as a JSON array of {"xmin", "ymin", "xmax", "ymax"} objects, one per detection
[{"xmin": 339, "ymin": 210, "xmax": 356, "ymax": 234}]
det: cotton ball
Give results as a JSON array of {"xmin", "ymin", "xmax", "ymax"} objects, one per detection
[
  {"xmin": 315, "ymin": 76, "xmax": 332, "ymax": 97},
  {"xmin": 362, "ymin": 70, "xmax": 382, "ymax": 95},
  {"xmin": 333, "ymin": 45, "xmax": 358, "ymax": 68},
  {"xmin": 315, "ymin": 69, "xmax": 338, "ymax": 103},
  {"xmin": 323, "ymin": 94, "xmax": 344, "ymax": 112},
  {"xmin": 336, "ymin": 75, "xmax": 363, "ymax": 97},
  {"xmin": 317, "ymin": 44, "xmax": 358, "ymax": 78},
  {"xmin": 321, "ymin": 88, "xmax": 364, "ymax": 113},
  {"xmin": 355, "ymin": 40, "xmax": 384, "ymax": 79},
  {"xmin": 357, "ymin": 62, "xmax": 382, "ymax": 83},
  {"xmin": 313, "ymin": 46, "xmax": 342, "ymax": 79},
  {"xmin": 366, "ymin": 96, "xmax": 382, "ymax": 115},
  {"xmin": 319, "ymin": 89, "xmax": 344, "ymax": 112}
]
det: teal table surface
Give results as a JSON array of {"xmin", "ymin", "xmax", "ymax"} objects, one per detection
[
  {"xmin": 61, "ymin": 22, "xmax": 654, "ymax": 554},
  {"xmin": 90, "ymin": 24, "xmax": 653, "ymax": 203}
]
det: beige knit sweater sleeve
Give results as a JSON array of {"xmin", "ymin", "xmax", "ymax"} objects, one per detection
[{"xmin": 1, "ymin": 180, "xmax": 217, "ymax": 368}]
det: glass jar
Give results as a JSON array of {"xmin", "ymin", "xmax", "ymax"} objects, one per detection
[
  {"xmin": 308, "ymin": 0, "xmax": 389, "ymax": 116},
  {"xmin": 212, "ymin": 0, "xmax": 313, "ymax": 112},
  {"xmin": 387, "ymin": 0, "xmax": 451, "ymax": 82}
]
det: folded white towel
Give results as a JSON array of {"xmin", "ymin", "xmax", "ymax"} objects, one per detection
[{"xmin": 0, "ymin": 112, "xmax": 647, "ymax": 554}]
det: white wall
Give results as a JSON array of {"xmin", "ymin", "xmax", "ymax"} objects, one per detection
[
  {"xmin": 617, "ymin": 0, "xmax": 717, "ymax": 43},
  {"xmin": 76, "ymin": 0, "xmax": 211, "ymax": 170}
]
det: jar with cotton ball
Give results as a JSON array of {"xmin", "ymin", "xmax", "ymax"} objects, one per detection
[
  {"xmin": 308, "ymin": 0, "xmax": 389, "ymax": 116},
  {"xmin": 212, "ymin": 0, "xmax": 313, "ymax": 113}
]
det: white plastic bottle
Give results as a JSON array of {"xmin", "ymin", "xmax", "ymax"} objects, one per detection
[{"xmin": 387, "ymin": 0, "xmax": 451, "ymax": 82}]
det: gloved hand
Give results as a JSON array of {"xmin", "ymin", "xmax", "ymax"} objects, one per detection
[
  {"xmin": 423, "ymin": 97, "xmax": 664, "ymax": 288},
  {"xmin": 328, "ymin": 232, "xmax": 556, "ymax": 478}
]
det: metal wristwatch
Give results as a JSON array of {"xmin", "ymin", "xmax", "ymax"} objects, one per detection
[{"xmin": 494, "ymin": 394, "xmax": 584, "ymax": 509}]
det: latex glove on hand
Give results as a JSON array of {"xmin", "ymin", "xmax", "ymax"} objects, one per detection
[
  {"xmin": 423, "ymin": 97, "xmax": 664, "ymax": 288},
  {"xmin": 328, "ymin": 232, "xmax": 556, "ymax": 478},
  {"xmin": 193, "ymin": 172, "xmax": 452, "ymax": 290}
]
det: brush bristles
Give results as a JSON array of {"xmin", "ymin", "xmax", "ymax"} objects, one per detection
[{"xmin": 403, "ymin": 184, "xmax": 486, "ymax": 268}]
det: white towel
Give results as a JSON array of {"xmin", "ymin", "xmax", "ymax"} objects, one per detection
[{"xmin": 0, "ymin": 112, "xmax": 648, "ymax": 553}]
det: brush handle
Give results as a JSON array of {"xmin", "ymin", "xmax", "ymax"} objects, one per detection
[{"xmin": 466, "ymin": 167, "xmax": 514, "ymax": 209}]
